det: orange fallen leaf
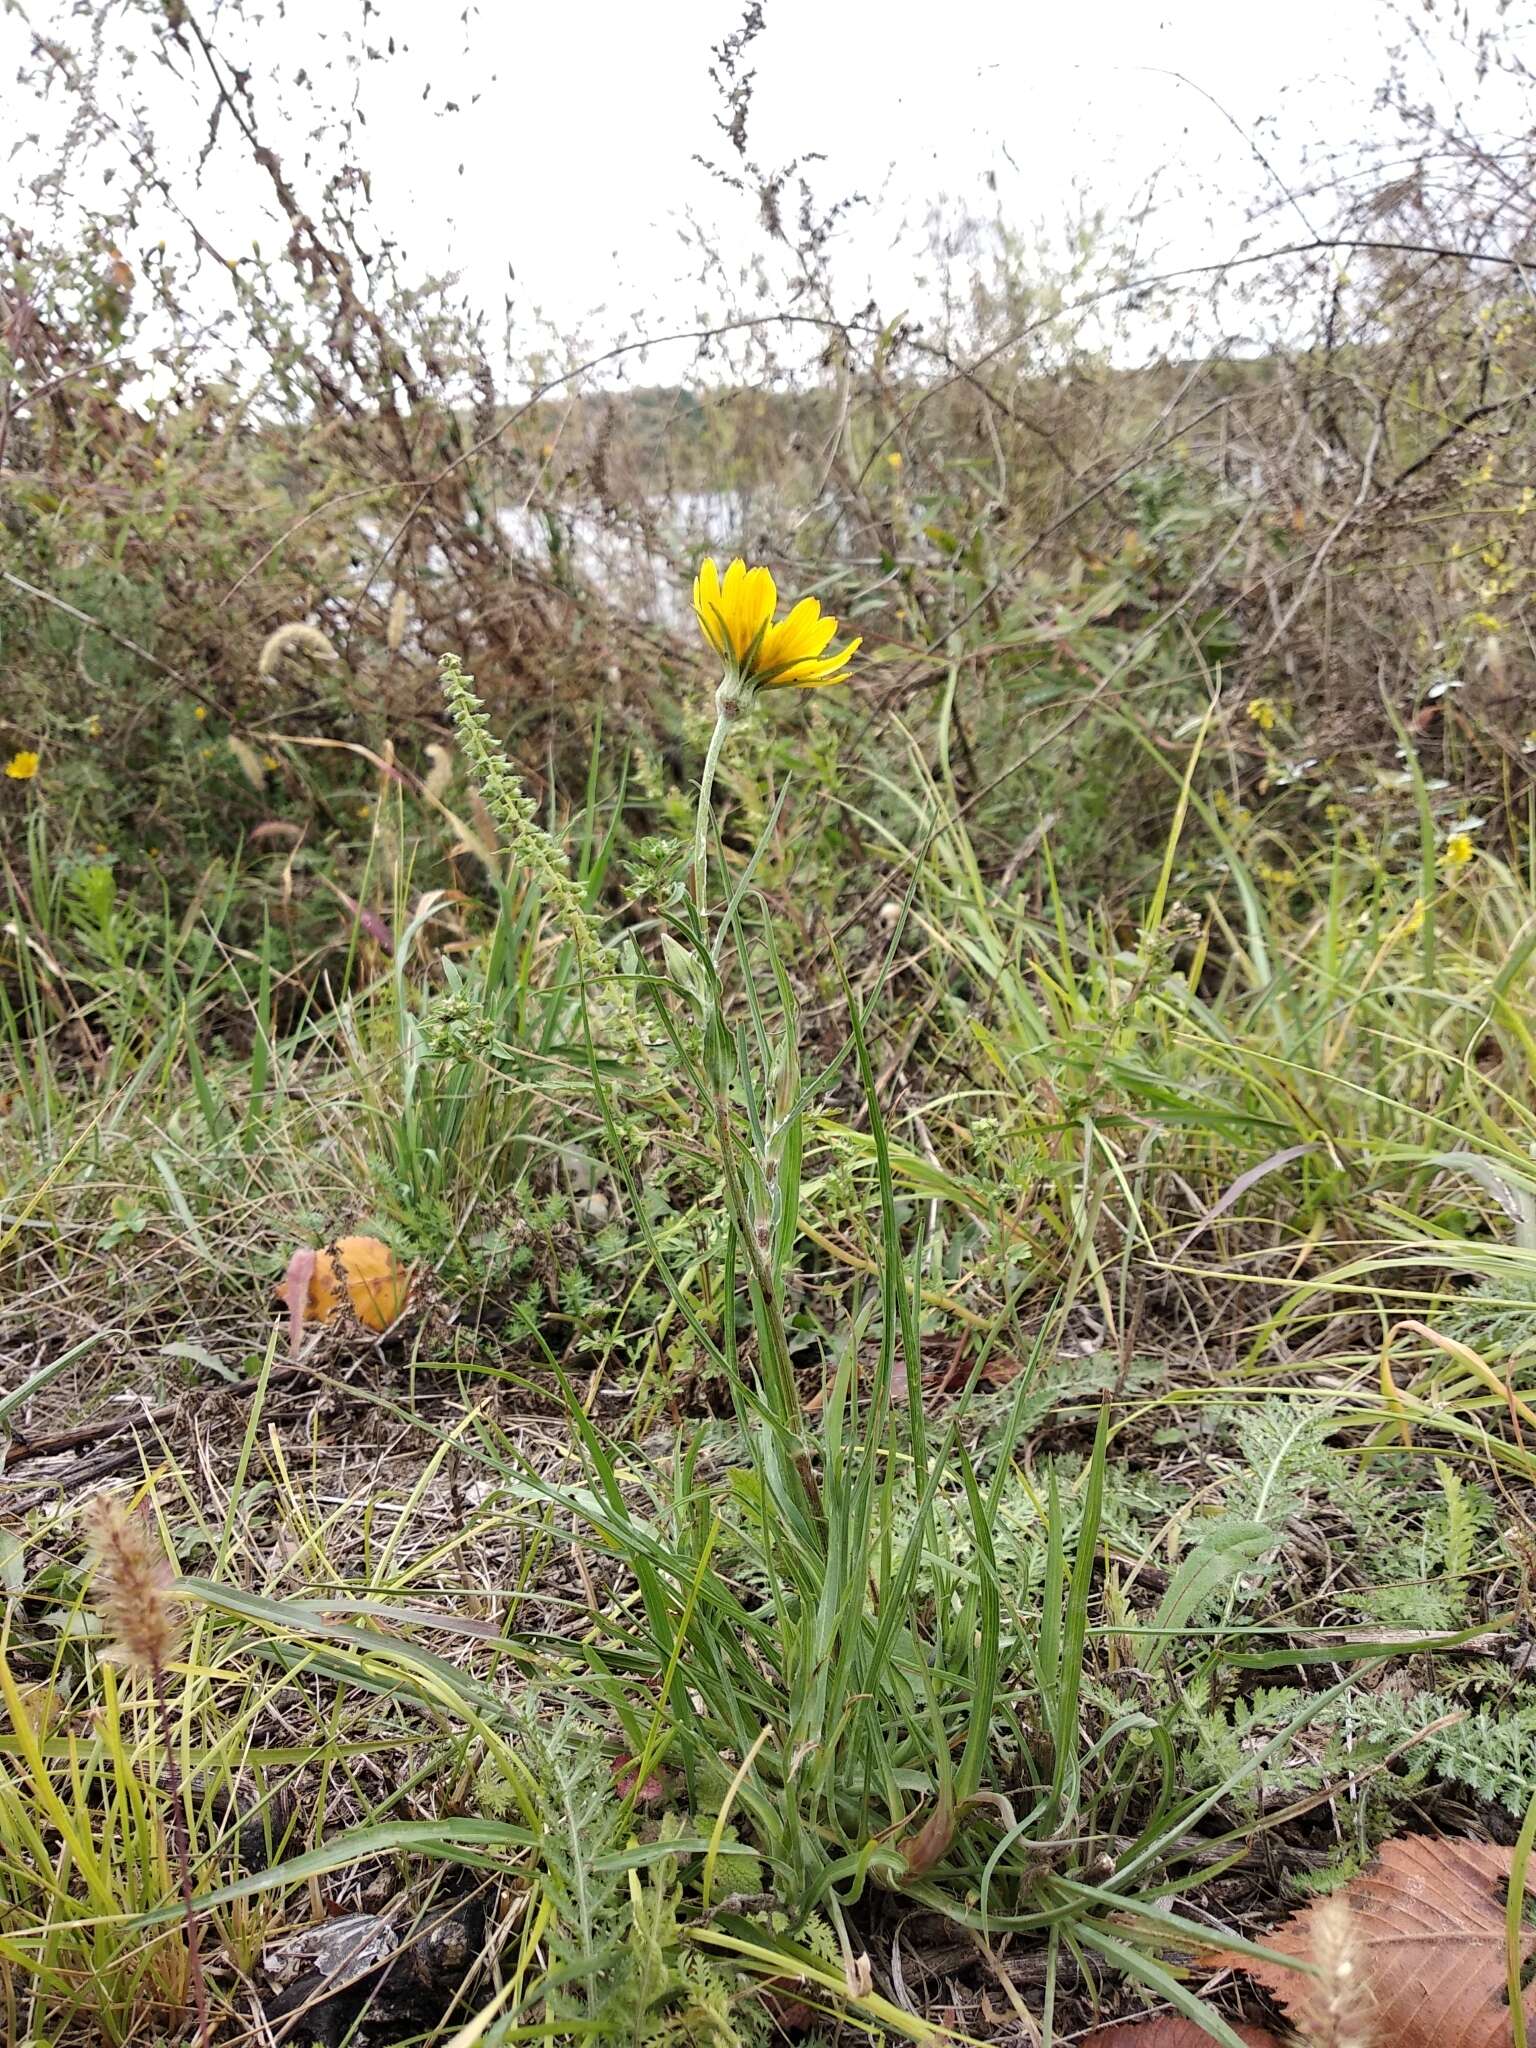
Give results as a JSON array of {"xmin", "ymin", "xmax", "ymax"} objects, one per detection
[
  {"xmin": 1220, "ymin": 1833, "xmax": 1536, "ymax": 2048},
  {"xmin": 277, "ymin": 1235, "xmax": 412, "ymax": 1355}
]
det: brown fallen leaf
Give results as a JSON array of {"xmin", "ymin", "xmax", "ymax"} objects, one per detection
[
  {"xmin": 277, "ymin": 1235, "xmax": 412, "ymax": 1355},
  {"xmin": 1222, "ymin": 1833, "xmax": 1536, "ymax": 2048},
  {"xmin": 1084, "ymin": 2024, "xmax": 1280, "ymax": 2047}
]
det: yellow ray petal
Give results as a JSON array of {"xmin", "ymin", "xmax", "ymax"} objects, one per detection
[
  {"xmin": 759, "ymin": 596, "xmax": 837, "ymax": 671},
  {"xmin": 692, "ymin": 558, "xmax": 728, "ymax": 656},
  {"xmin": 723, "ymin": 565, "xmax": 776, "ymax": 660},
  {"xmin": 757, "ymin": 597, "xmax": 848, "ymax": 685},
  {"xmin": 761, "ymin": 635, "xmax": 861, "ymax": 689}
]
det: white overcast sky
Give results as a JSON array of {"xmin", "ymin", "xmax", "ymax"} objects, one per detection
[{"xmin": 3, "ymin": 0, "xmax": 1529, "ymax": 371}]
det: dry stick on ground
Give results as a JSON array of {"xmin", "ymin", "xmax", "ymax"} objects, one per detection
[{"xmin": 0, "ymin": 1361, "xmax": 332, "ymax": 1469}]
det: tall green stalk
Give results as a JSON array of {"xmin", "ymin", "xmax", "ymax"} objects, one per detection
[{"xmin": 691, "ymin": 675, "xmax": 746, "ymax": 912}]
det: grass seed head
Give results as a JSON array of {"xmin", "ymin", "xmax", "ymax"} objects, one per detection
[
  {"xmin": 257, "ymin": 621, "xmax": 338, "ymax": 675},
  {"xmin": 1303, "ymin": 1892, "xmax": 1373, "ymax": 2048},
  {"xmin": 83, "ymin": 1494, "xmax": 182, "ymax": 1675}
]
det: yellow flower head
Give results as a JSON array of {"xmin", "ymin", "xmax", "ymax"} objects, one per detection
[
  {"xmin": 1246, "ymin": 697, "xmax": 1277, "ymax": 733},
  {"xmin": 692, "ymin": 557, "xmax": 860, "ymax": 692},
  {"xmin": 1444, "ymin": 830, "xmax": 1475, "ymax": 870},
  {"xmin": 5, "ymin": 750, "xmax": 40, "ymax": 781}
]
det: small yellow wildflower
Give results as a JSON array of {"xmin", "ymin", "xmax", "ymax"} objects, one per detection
[
  {"xmin": 1402, "ymin": 896, "xmax": 1425, "ymax": 937},
  {"xmin": 1247, "ymin": 697, "xmax": 1277, "ymax": 733},
  {"xmin": 5, "ymin": 750, "xmax": 40, "ymax": 781},
  {"xmin": 1444, "ymin": 831, "xmax": 1475, "ymax": 871},
  {"xmin": 193, "ymin": 704, "xmax": 207, "ymax": 721},
  {"xmin": 688, "ymin": 560, "xmax": 861, "ymax": 905},
  {"xmin": 261, "ymin": 753, "xmax": 281, "ymax": 772},
  {"xmin": 692, "ymin": 557, "xmax": 860, "ymax": 692},
  {"xmin": 886, "ymin": 450, "xmax": 903, "ymax": 469}
]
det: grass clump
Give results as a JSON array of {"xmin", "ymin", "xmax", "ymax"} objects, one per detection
[{"xmin": 6, "ymin": 608, "xmax": 1536, "ymax": 2043}]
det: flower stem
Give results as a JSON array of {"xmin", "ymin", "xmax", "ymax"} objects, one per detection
[
  {"xmin": 154, "ymin": 1668, "xmax": 210, "ymax": 2047},
  {"xmin": 692, "ymin": 678, "xmax": 739, "ymax": 916}
]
